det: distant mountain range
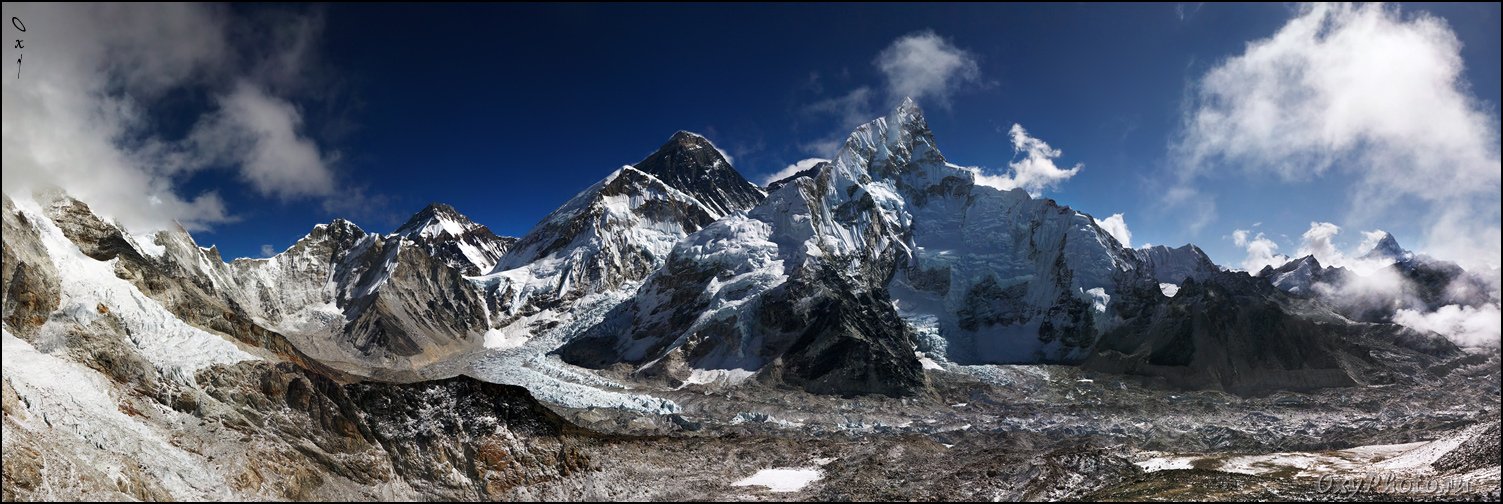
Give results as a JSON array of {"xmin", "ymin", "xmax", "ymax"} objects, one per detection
[{"xmin": 4, "ymin": 98, "xmax": 1482, "ymax": 400}]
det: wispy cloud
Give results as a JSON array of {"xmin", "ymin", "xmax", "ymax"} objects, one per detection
[
  {"xmin": 761, "ymin": 158, "xmax": 828, "ymax": 187},
  {"xmin": 874, "ymin": 31, "xmax": 981, "ymax": 107},
  {"xmin": 799, "ymin": 31, "xmax": 982, "ymax": 157},
  {"xmin": 967, "ymin": 124, "xmax": 1083, "ymax": 197},
  {"xmin": 1094, "ymin": 213, "xmax": 1133, "ymax": 248},
  {"xmin": 1174, "ymin": 3, "xmax": 1204, "ymax": 22}
]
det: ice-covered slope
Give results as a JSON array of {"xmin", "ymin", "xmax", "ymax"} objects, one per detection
[{"xmin": 393, "ymin": 203, "xmax": 516, "ymax": 275}]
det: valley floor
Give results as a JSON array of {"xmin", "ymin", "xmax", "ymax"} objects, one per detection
[
  {"xmin": 467, "ymin": 345, "xmax": 1503, "ymax": 501},
  {"xmin": 5, "ymin": 325, "xmax": 1499, "ymax": 501}
]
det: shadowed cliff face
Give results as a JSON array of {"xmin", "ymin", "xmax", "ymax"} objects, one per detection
[{"xmin": 1085, "ymin": 271, "xmax": 1460, "ymax": 396}]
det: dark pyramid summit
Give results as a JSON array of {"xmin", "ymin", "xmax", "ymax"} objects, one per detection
[
  {"xmin": 632, "ymin": 131, "xmax": 765, "ymax": 217},
  {"xmin": 1361, "ymin": 232, "xmax": 1410, "ymax": 261}
]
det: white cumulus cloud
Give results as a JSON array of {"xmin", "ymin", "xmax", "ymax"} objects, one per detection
[
  {"xmin": 1295, "ymin": 221, "xmax": 1345, "ymax": 266},
  {"xmin": 1393, "ymin": 304, "xmax": 1502, "ymax": 348},
  {"xmin": 185, "ymin": 82, "xmax": 336, "ymax": 200},
  {"xmin": 1231, "ymin": 228, "xmax": 1288, "ymax": 273},
  {"xmin": 1175, "ymin": 3, "xmax": 1501, "ymax": 271}
]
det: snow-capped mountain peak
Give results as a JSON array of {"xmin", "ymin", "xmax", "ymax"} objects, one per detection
[
  {"xmin": 394, "ymin": 203, "xmax": 474, "ymax": 239},
  {"xmin": 559, "ymin": 98, "xmax": 1154, "ymax": 393},
  {"xmin": 391, "ymin": 203, "xmax": 515, "ymax": 276},
  {"xmin": 1361, "ymin": 231, "xmax": 1411, "ymax": 262},
  {"xmin": 1262, "ymin": 255, "xmax": 1324, "ymax": 294},
  {"xmin": 631, "ymin": 130, "xmax": 766, "ymax": 218},
  {"xmin": 833, "ymin": 96, "xmax": 945, "ymax": 184}
]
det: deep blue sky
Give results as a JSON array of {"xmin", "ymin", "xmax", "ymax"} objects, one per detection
[{"xmin": 170, "ymin": 3, "xmax": 1500, "ymax": 266}]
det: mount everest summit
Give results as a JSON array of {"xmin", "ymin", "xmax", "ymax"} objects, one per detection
[{"xmin": 3, "ymin": 99, "xmax": 1498, "ymax": 500}]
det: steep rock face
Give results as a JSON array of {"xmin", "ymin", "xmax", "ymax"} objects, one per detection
[
  {"xmin": 227, "ymin": 220, "xmax": 488, "ymax": 376},
  {"xmin": 393, "ymin": 203, "xmax": 516, "ymax": 276},
  {"xmin": 228, "ymin": 219, "xmax": 371, "ymax": 341},
  {"xmin": 754, "ymin": 269, "xmax": 926, "ymax": 397},
  {"xmin": 1, "ymin": 195, "xmax": 60, "ymax": 340},
  {"xmin": 1133, "ymin": 244, "xmax": 1220, "ymax": 284},
  {"xmin": 476, "ymin": 132, "xmax": 764, "ymax": 343},
  {"xmin": 336, "ymin": 236, "xmax": 490, "ymax": 370},
  {"xmin": 247, "ymin": 228, "xmax": 489, "ymax": 374},
  {"xmin": 1085, "ymin": 271, "xmax": 1459, "ymax": 396},
  {"xmin": 560, "ymin": 99, "xmax": 1151, "ymax": 394}
]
